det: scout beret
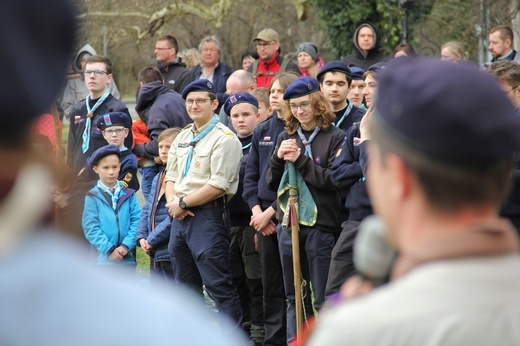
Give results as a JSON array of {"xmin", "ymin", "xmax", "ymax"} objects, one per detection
[
  {"xmin": 96, "ymin": 112, "xmax": 132, "ymax": 131},
  {"xmin": 253, "ymin": 28, "xmax": 279, "ymax": 42},
  {"xmin": 316, "ymin": 60, "xmax": 351, "ymax": 82},
  {"xmin": 375, "ymin": 58, "xmax": 520, "ymax": 166},
  {"xmin": 87, "ymin": 144, "xmax": 121, "ymax": 168},
  {"xmin": 367, "ymin": 62, "xmax": 386, "ymax": 73},
  {"xmin": 283, "ymin": 77, "xmax": 319, "ymax": 100},
  {"xmin": 297, "ymin": 42, "xmax": 318, "ymax": 61},
  {"xmin": 350, "ymin": 66, "xmax": 365, "ymax": 80},
  {"xmin": 0, "ymin": 0, "xmax": 75, "ymax": 140},
  {"xmin": 224, "ymin": 93, "xmax": 259, "ymax": 116},
  {"xmin": 181, "ymin": 79, "xmax": 215, "ymax": 100}
]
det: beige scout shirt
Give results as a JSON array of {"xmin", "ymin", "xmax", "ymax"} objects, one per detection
[{"xmin": 165, "ymin": 121, "xmax": 242, "ymax": 199}]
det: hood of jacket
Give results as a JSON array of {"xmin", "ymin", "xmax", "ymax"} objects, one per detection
[
  {"xmin": 157, "ymin": 57, "xmax": 187, "ymax": 71},
  {"xmin": 74, "ymin": 44, "xmax": 97, "ymax": 72},
  {"xmin": 135, "ymin": 81, "xmax": 171, "ymax": 113},
  {"xmin": 352, "ymin": 22, "xmax": 383, "ymax": 58}
]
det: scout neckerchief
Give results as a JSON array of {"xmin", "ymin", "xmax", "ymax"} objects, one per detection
[
  {"xmin": 82, "ymin": 88, "xmax": 111, "ymax": 153},
  {"xmin": 182, "ymin": 115, "xmax": 219, "ymax": 178},
  {"xmin": 242, "ymin": 142, "xmax": 252, "ymax": 150},
  {"xmin": 297, "ymin": 126, "xmax": 320, "ymax": 160},
  {"xmin": 97, "ymin": 180, "xmax": 124, "ymax": 211},
  {"xmin": 334, "ymin": 101, "xmax": 353, "ymax": 129}
]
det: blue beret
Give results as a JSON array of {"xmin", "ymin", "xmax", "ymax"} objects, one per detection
[
  {"xmin": 96, "ymin": 112, "xmax": 131, "ymax": 130},
  {"xmin": 87, "ymin": 144, "xmax": 121, "ymax": 168},
  {"xmin": 181, "ymin": 79, "xmax": 215, "ymax": 100},
  {"xmin": 0, "ymin": 0, "xmax": 75, "ymax": 140},
  {"xmin": 350, "ymin": 66, "xmax": 365, "ymax": 80},
  {"xmin": 316, "ymin": 60, "xmax": 351, "ymax": 82},
  {"xmin": 367, "ymin": 62, "xmax": 386, "ymax": 73},
  {"xmin": 375, "ymin": 58, "xmax": 520, "ymax": 166},
  {"xmin": 224, "ymin": 93, "xmax": 259, "ymax": 115},
  {"xmin": 283, "ymin": 77, "xmax": 319, "ymax": 100}
]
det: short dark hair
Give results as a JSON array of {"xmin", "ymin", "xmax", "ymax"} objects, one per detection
[
  {"xmin": 371, "ymin": 116, "xmax": 513, "ymax": 212},
  {"xmin": 393, "ymin": 42, "xmax": 416, "ymax": 57},
  {"xmin": 85, "ymin": 55, "xmax": 112, "ymax": 74},
  {"xmin": 138, "ymin": 66, "xmax": 163, "ymax": 84},
  {"xmin": 490, "ymin": 25, "xmax": 514, "ymax": 44},
  {"xmin": 157, "ymin": 34, "xmax": 179, "ymax": 54}
]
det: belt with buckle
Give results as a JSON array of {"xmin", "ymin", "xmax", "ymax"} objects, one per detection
[{"xmin": 194, "ymin": 197, "xmax": 225, "ymax": 209}]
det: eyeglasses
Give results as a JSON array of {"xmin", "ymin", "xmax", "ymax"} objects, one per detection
[
  {"xmin": 256, "ymin": 42, "xmax": 274, "ymax": 48},
  {"xmin": 84, "ymin": 70, "xmax": 108, "ymax": 77},
  {"xmin": 103, "ymin": 128, "xmax": 126, "ymax": 135},
  {"xmin": 155, "ymin": 47, "xmax": 173, "ymax": 50},
  {"xmin": 289, "ymin": 101, "xmax": 311, "ymax": 112},
  {"xmin": 186, "ymin": 98, "xmax": 211, "ymax": 106}
]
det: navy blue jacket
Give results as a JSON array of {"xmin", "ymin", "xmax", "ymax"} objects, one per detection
[
  {"xmin": 120, "ymin": 148, "xmax": 139, "ymax": 191},
  {"xmin": 243, "ymin": 113, "xmax": 286, "ymax": 211},
  {"xmin": 331, "ymin": 124, "xmax": 373, "ymax": 221},
  {"xmin": 190, "ymin": 62, "xmax": 234, "ymax": 112},
  {"xmin": 333, "ymin": 103, "xmax": 365, "ymax": 133},
  {"xmin": 228, "ymin": 135, "xmax": 253, "ymax": 227},
  {"xmin": 134, "ymin": 81, "xmax": 191, "ymax": 160},
  {"xmin": 500, "ymin": 108, "xmax": 520, "ymax": 231},
  {"xmin": 136, "ymin": 167, "xmax": 171, "ymax": 262}
]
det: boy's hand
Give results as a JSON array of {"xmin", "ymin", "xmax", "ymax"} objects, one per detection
[{"xmin": 109, "ymin": 248, "xmax": 123, "ymax": 261}]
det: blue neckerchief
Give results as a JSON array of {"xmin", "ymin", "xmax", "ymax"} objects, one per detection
[
  {"xmin": 242, "ymin": 142, "xmax": 252, "ymax": 150},
  {"xmin": 297, "ymin": 126, "xmax": 320, "ymax": 160},
  {"xmin": 82, "ymin": 88, "xmax": 111, "ymax": 153},
  {"xmin": 334, "ymin": 102, "xmax": 353, "ymax": 128},
  {"xmin": 97, "ymin": 180, "xmax": 124, "ymax": 211},
  {"xmin": 182, "ymin": 115, "xmax": 219, "ymax": 178}
]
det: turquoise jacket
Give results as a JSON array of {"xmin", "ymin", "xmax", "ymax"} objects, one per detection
[{"xmin": 82, "ymin": 184, "xmax": 141, "ymax": 265}]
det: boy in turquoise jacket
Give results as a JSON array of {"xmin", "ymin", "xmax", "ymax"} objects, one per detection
[{"xmin": 82, "ymin": 145, "xmax": 141, "ymax": 267}]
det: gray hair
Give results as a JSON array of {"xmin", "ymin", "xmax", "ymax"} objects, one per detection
[{"xmin": 198, "ymin": 35, "xmax": 222, "ymax": 55}]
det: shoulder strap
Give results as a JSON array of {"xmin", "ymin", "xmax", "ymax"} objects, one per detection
[
  {"xmin": 252, "ymin": 60, "xmax": 260, "ymax": 75},
  {"xmin": 280, "ymin": 58, "xmax": 290, "ymax": 72}
]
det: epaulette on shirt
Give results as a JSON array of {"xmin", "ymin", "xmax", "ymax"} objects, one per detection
[
  {"xmin": 215, "ymin": 122, "xmax": 236, "ymax": 136},
  {"xmin": 182, "ymin": 123, "xmax": 194, "ymax": 131}
]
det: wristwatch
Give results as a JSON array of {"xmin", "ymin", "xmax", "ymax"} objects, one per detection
[{"xmin": 179, "ymin": 196, "xmax": 187, "ymax": 209}]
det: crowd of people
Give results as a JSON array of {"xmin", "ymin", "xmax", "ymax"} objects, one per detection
[{"xmin": 3, "ymin": 3, "xmax": 519, "ymax": 344}]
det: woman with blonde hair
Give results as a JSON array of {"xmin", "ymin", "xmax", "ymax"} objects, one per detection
[{"xmin": 440, "ymin": 41, "xmax": 467, "ymax": 62}]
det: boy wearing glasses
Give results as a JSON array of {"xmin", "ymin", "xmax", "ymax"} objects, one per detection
[
  {"xmin": 97, "ymin": 112, "xmax": 140, "ymax": 191},
  {"xmin": 67, "ymin": 55, "xmax": 132, "ymax": 177}
]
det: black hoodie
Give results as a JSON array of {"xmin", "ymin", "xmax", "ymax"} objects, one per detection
[{"xmin": 343, "ymin": 22, "xmax": 388, "ymax": 71}]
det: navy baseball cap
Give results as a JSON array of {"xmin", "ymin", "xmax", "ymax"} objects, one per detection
[
  {"xmin": 224, "ymin": 93, "xmax": 259, "ymax": 115},
  {"xmin": 375, "ymin": 58, "xmax": 520, "ymax": 166},
  {"xmin": 96, "ymin": 112, "xmax": 131, "ymax": 131},
  {"xmin": 350, "ymin": 66, "xmax": 365, "ymax": 80},
  {"xmin": 87, "ymin": 144, "xmax": 121, "ymax": 168},
  {"xmin": 316, "ymin": 60, "xmax": 352, "ymax": 82},
  {"xmin": 181, "ymin": 79, "xmax": 215, "ymax": 100},
  {"xmin": 283, "ymin": 77, "xmax": 319, "ymax": 100}
]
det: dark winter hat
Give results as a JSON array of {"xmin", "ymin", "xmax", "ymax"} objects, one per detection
[
  {"xmin": 283, "ymin": 77, "xmax": 319, "ymax": 100},
  {"xmin": 87, "ymin": 144, "xmax": 121, "ymax": 168},
  {"xmin": 350, "ymin": 66, "xmax": 365, "ymax": 80},
  {"xmin": 0, "ymin": 0, "xmax": 75, "ymax": 141},
  {"xmin": 375, "ymin": 58, "xmax": 520, "ymax": 166},
  {"xmin": 253, "ymin": 28, "xmax": 279, "ymax": 42},
  {"xmin": 182, "ymin": 79, "xmax": 215, "ymax": 100},
  {"xmin": 96, "ymin": 112, "xmax": 132, "ymax": 131},
  {"xmin": 224, "ymin": 93, "xmax": 259, "ymax": 116},
  {"xmin": 297, "ymin": 42, "xmax": 318, "ymax": 61},
  {"xmin": 316, "ymin": 60, "xmax": 352, "ymax": 82}
]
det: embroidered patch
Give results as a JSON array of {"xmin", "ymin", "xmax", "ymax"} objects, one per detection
[
  {"xmin": 263, "ymin": 136, "xmax": 271, "ymax": 141},
  {"xmin": 195, "ymin": 161, "xmax": 201, "ymax": 168},
  {"xmin": 259, "ymin": 141, "xmax": 273, "ymax": 147},
  {"xmin": 103, "ymin": 114, "xmax": 112, "ymax": 126},
  {"xmin": 74, "ymin": 115, "xmax": 81, "ymax": 124},
  {"xmin": 353, "ymin": 137, "xmax": 361, "ymax": 146},
  {"xmin": 314, "ymin": 156, "xmax": 321, "ymax": 165},
  {"xmin": 124, "ymin": 172, "xmax": 133, "ymax": 182},
  {"xmin": 207, "ymin": 81, "xmax": 212, "ymax": 89},
  {"xmin": 229, "ymin": 95, "xmax": 237, "ymax": 103}
]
